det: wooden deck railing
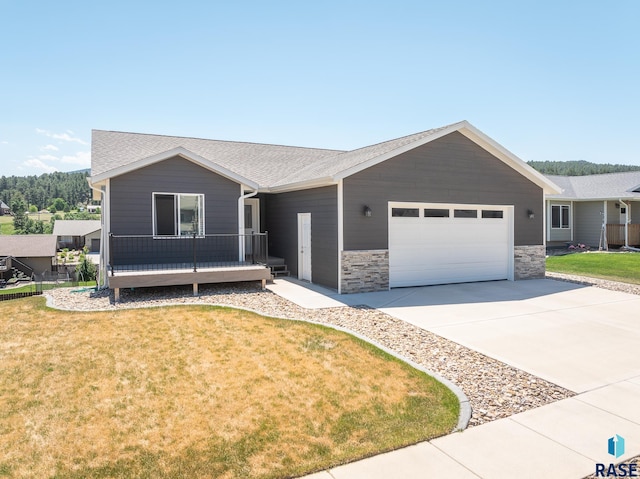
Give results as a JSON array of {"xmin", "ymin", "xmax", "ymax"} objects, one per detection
[{"xmin": 606, "ymin": 224, "xmax": 640, "ymax": 246}]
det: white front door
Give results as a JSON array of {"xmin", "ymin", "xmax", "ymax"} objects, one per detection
[
  {"xmin": 297, "ymin": 213, "xmax": 312, "ymax": 282},
  {"xmin": 244, "ymin": 199, "xmax": 260, "ymax": 255},
  {"xmin": 244, "ymin": 199, "xmax": 260, "ymax": 235}
]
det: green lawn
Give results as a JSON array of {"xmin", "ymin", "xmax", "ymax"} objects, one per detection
[
  {"xmin": 0, "ymin": 215, "xmax": 14, "ymax": 235},
  {"xmin": 546, "ymin": 252, "xmax": 640, "ymax": 284},
  {"xmin": 0, "ymin": 281, "xmax": 96, "ymax": 295}
]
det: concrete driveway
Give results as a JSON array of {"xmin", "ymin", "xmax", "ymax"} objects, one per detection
[{"xmin": 374, "ymin": 279, "xmax": 640, "ymax": 394}]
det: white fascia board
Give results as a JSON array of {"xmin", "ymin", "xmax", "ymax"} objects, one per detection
[
  {"xmin": 90, "ymin": 147, "xmax": 260, "ymax": 190},
  {"xmin": 265, "ymin": 177, "xmax": 336, "ymax": 193},
  {"xmin": 457, "ymin": 123, "xmax": 562, "ymax": 195},
  {"xmin": 548, "ymin": 196, "xmax": 640, "ymax": 202},
  {"xmin": 332, "ymin": 121, "xmax": 468, "ymax": 182}
]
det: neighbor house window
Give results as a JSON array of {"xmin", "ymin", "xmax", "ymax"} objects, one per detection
[
  {"xmin": 551, "ymin": 204, "xmax": 570, "ymax": 229},
  {"xmin": 153, "ymin": 193, "xmax": 204, "ymax": 236}
]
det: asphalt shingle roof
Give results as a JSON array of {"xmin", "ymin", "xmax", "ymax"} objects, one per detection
[
  {"xmin": 92, "ymin": 131, "xmax": 344, "ymax": 187},
  {"xmin": 545, "ymin": 172, "xmax": 640, "ymax": 200},
  {"xmin": 52, "ymin": 220, "xmax": 101, "ymax": 237},
  {"xmin": 91, "ymin": 122, "xmax": 558, "ymax": 193},
  {"xmin": 0, "ymin": 234, "xmax": 57, "ymax": 258},
  {"xmin": 91, "ymin": 123, "xmax": 461, "ymax": 189}
]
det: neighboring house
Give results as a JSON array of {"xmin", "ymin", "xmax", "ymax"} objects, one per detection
[
  {"xmin": 0, "ymin": 234, "xmax": 57, "ymax": 280},
  {"xmin": 0, "ymin": 201, "xmax": 10, "ymax": 216},
  {"xmin": 545, "ymin": 172, "xmax": 640, "ymax": 248},
  {"xmin": 89, "ymin": 121, "xmax": 559, "ymax": 298},
  {"xmin": 53, "ymin": 220, "xmax": 102, "ymax": 251},
  {"xmin": 86, "ymin": 204, "xmax": 101, "ymax": 213}
]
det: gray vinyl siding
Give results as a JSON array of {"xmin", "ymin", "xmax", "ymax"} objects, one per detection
[
  {"xmin": 265, "ymin": 186, "xmax": 338, "ymax": 289},
  {"xmin": 109, "ymin": 156, "xmax": 240, "ymax": 265},
  {"xmin": 607, "ymin": 200, "xmax": 619, "ymax": 224},
  {"xmin": 343, "ymin": 131, "xmax": 544, "ymax": 250},
  {"xmin": 548, "ymin": 200, "xmax": 572, "ymax": 242},
  {"xmin": 574, "ymin": 201, "xmax": 604, "ymax": 247},
  {"xmin": 110, "ymin": 156, "xmax": 239, "ymax": 235}
]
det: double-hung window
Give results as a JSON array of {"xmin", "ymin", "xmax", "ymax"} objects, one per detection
[
  {"xmin": 153, "ymin": 193, "xmax": 204, "ymax": 236},
  {"xmin": 551, "ymin": 204, "xmax": 570, "ymax": 229}
]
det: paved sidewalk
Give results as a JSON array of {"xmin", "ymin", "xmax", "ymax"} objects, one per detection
[{"xmin": 268, "ymin": 279, "xmax": 640, "ymax": 478}]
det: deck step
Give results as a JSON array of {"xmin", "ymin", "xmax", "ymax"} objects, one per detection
[{"xmin": 270, "ymin": 264, "xmax": 290, "ymax": 277}]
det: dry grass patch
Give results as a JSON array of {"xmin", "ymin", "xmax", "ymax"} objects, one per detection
[{"xmin": 0, "ymin": 298, "xmax": 459, "ymax": 479}]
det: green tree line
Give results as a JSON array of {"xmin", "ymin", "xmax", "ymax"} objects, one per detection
[
  {"xmin": 0, "ymin": 170, "xmax": 92, "ymax": 212},
  {"xmin": 527, "ymin": 160, "xmax": 640, "ymax": 176}
]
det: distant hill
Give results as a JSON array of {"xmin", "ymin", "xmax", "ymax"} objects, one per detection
[
  {"xmin": 527, "ymin": 160, "xmax": 640, "ymax": 176},
  {"xmin": 0, "ymin": 170, "xmax": 91, "ymax": 211}
]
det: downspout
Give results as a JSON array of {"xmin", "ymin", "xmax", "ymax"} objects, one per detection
[
  {"xmin": 87, "ymin": 178, "xmax": 108, "ymax": 289},
  {"xmin": 238, "ymin": 188, "xmax": 258, "ymax": 261},
  {"xmin": 619, "ymin": 199, "xmax": 630, "ymax": 248}
]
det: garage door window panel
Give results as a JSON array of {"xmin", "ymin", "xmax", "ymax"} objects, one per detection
[
  {"xmin": 424, "ymin": 208, "xmax": 450, "ymax": 218},
  {"xmin": 392, "ymin": 208, "xmax": 419, "ymax": 217},
  {"xmin": 454, "ymin": 209, "xmax": 478, "ymax": 218},
  {"xmin": 482, "ymin": 210, "xmax": 504, "ymax": 219}
]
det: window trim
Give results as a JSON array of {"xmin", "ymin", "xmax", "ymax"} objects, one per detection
[
  {"xmin": 551, "ymin": 204, "xmax": 570, "ymax": 229},
  {"xmin": 152, "ymin": 192, "xmax": 205, "ymax": 237}
]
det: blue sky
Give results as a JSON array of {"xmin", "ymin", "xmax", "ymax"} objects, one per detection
[{"xmin": 1, "ymin": 0, "xmax": 639, "ymax": 177}]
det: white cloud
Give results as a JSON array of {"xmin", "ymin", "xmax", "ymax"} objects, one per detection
[
  {"xmin": 60, "ymin": 151, "xmax": 90, "ymax": 167},
  {"xmin": 22, "ymin": 150, "xmax": 89, "ymax": 173},
  {"xmin": 24, "ymin": 158, "xmax": 58, "ymax": 173},
  {"xmin": 36, "ymin": 128, "xmax": 87, "ymax": 145},
  {"xmin": 37, "ymin": 154, "xmax": 59, "ymax": 162},
  {"xmin": 42, "ymin": 144, "xmax": 59, "ymax": 151},
  {"xmin": 0, "ymin": 140, "xmax": 8, "ymax": 145}
]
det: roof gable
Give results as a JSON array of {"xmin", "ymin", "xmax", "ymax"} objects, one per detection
[
  {"xmin": 91, "ymin": 146, "xmax": 260, "ymax": 188},
  {"xmin": 91, "ymin": 130, "xmax": 342, "ymax": 188}
]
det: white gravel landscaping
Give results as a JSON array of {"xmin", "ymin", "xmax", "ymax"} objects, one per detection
[{"xmin": 44, "ymin": 277, "xmax": 619, "ymax": 428}]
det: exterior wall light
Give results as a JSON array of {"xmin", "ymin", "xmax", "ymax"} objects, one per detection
[
  {"xmin": 528, "ymin": 209, "xmax": 535, "ymax": 219},
  {"xmin": 363, "ymin": 206, "xmax": 372, "ymax": 217}
]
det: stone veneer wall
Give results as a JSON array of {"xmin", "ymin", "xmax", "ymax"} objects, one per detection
[
  {"xmin": 514, "ymin": 245, "xmax": 546, "ymax": 280},
  {"xmin": 341, "ymin": 250, "xmax": 389, "ymax": 293}
]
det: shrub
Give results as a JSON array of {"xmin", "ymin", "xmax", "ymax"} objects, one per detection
[{"xmin": 77, "ymin": 256, "xmax": 97, "ymax": 282}]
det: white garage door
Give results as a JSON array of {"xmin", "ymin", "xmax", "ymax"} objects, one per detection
[{"xmin": 389, "ymin": 202, "xmax": 513, "ymax": 288}]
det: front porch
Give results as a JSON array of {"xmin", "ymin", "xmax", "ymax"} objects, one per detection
[
  {"xmin": 606, "ymin": 223, "xmax": 640, "ymax": 246},
  {"xmin": 107, "ymin": 233, "xmax": 273, "ymax": 301}
]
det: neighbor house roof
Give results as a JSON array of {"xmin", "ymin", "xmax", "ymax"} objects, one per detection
[
  {"xmin": 0, "ymin": 234, "xmax": 57, "ymax": 258},
  {"xmin": 0, "ymin": 201, "xmax": 9, "ymax": 209},
  {"xmin": 53, "ymin": 220, "xmax": 101, "ymax": 237},
  {"xmin": 546, "ymin": 171, "xmax": 640, "ymax": 201},
  {"xmin": 91, "ymin": 121, "xmax": 560, "ymax": 194}
]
